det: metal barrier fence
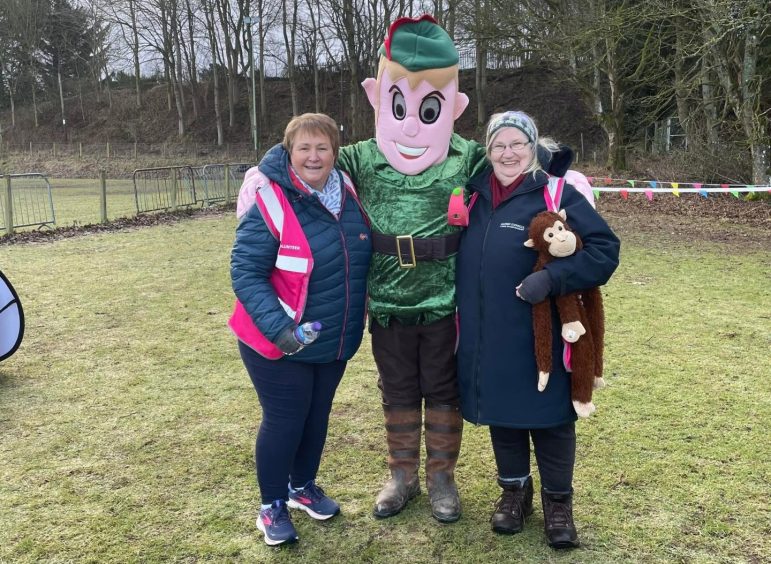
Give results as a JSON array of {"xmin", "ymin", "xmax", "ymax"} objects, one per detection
[
  {"xmin": 193, "ymin": 163, "xmax": 254, "ymax": 206},
  {"xmin": 132, "ymin": 166, "xmax": 199, "ymax": 214},
  {"xmin": 0, "ymin": 173, "xmax": 56, "ymax": 232}
]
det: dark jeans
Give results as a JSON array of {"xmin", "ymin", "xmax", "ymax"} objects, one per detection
[
  {"xmin": 370, "ymin": 315, "xmax": 459, "ymax": 407},
  {"xmin": 489, "ymin": 422, "xmax": 576, "ymax": 493},
  {"xmin": 238, "ymin": 341, "xmax": 346, "ymax": 504}
]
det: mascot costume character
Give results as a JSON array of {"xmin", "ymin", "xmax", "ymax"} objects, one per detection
[{"xmin": 336, "ymin": 15, "xmax": 488, "ymax": 523}]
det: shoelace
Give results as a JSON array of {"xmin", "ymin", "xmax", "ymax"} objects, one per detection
[
  {"xmin": 495, "ymin": 490, "xmax": 524, "ymax": 516},
  {"xmin": 549, "ymin": 500, "xmax": 573, "ymax": 528},
  {"xmin": 269, "ymin": 501, "xmax": 292, "ymax": 525},
  {"xmin": 301, "ymin": 482, "xmax": 326, "ymax": 502}
]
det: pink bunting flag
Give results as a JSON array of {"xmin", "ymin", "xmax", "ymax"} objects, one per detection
[
  {"xmin": 605, "ymin": 177, "xmax": 613, "ymax": 185},
  {"xmin": 620, "ymin": 189, "xmax": 629, "ymax": 200},
  {"xmin": 693, "ymin": 183, "xmax": 702, "ymax": 189},
  {"xmin": 721, "ymin": 184, "xmax": 729, "ymax": 190},
  {"xmin": 587, "ymin": 177, "xmax": 594, "ymax": 183},
  {"xmin": 644, "ymin": 190, "xmax": 653, "ymax": 201}
]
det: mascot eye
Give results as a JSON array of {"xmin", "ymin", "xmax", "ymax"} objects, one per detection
[
  {"xmin": 392, "ymin": 92, "xmax": 406, "ymax": 120},
  {"xmin": 419, "ymin": 96, "xmax": 441, "ymax": 124}
]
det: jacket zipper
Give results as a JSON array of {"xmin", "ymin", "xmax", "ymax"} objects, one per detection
[
  {"xmin": 473, "ymin": 200, "xmax": 495, "ymax": 423},
  {"xmin": 336, "ymin": 191, "xmax": 350, "ymax": 360}
]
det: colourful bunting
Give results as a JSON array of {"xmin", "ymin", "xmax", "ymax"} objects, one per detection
[
  {"xmin": 605, "ymin": 177, "xmax": 613, "ymax": 185},
  {"xmin": 648, "ymin": 180, "xmax": 657, "ymax": 189},
  {"xmin": 731, "ymin": 190, "xmax": 740, "ymax": 198},
  {"xmin": 693, "ymin": 183, "xmax": 702, "ymax": 189},
  {"xmin": 699, "ymin": 189, "xmax": 708, "ymax": 198},
  {"xmin": 627, "ymin": 180, "xmax": 635, "ymax": 187},
  {"xmin": 620, "ymin": 189, "xmax": 629, "ymax": 200},
  {"xmin": 644, "ymin": 190, "xmax": 653, "ymax": 201},
  {"xmin": 587, "ymin": 177, "xmax": 594, "ymax": 183},
  {"xmin": 670, "ymin": 182, "xmax": 679, "ymax": 189},
  {"xmin": 593, "ymin": 189, "xmax": 600, "ymax": 200},
  {"xmin": 720, "ymin": 184, "xmax": 729, "ymax": 190}
]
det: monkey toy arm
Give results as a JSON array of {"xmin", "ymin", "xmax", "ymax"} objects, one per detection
[
  {"xmin": 555, "ymin": 294, "xmax": 586, "ymax": 343},
  {"xmin": 532, "ymin": 299, "xmax": 553, "ymax": 392}
]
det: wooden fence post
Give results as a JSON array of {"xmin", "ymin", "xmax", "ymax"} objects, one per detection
[
  {"xmin": 100, "ymin": 170, "xmax": 108, "ymax": 223},
  {"xmin": 4, "ymin": 176, "xmax": 13, "ymax": 235}
]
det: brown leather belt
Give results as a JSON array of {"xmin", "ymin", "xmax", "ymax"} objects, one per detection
[{"xmin": 371, "ymin": 231, "xmax": 461, "ymax": 268}]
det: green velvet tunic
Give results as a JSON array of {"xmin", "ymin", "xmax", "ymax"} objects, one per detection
[{"xmin": 337, "ymin": 134, "xmax": 488, "ymax": 326}]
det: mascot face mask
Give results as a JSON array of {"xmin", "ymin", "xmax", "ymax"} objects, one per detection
[{"xmin": 363, "ymin": 15, "xmax": 469, "ymax": 175}]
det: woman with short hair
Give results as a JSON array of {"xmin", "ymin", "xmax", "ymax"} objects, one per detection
[{"xmin": 230, "ymin": 113, "xmax": 371, "ymax": 546}]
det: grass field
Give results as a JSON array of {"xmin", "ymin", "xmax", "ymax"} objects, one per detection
[
  {"xmin": 1, "ymin": 210, "xmax": 769, "ymax": 563},
  {"xmin": 48, "ymin": 178, "xmax": 139, "ymax": 226}
]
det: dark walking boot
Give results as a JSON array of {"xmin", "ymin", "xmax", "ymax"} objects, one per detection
[
  {"xmin": 490, "ymin": 476, "xmax": 534, "ymax": 534},
  {"xmin": 541, "ymin": 489, "xmax": 580, "ymax": 549},
  {"xmin": 373, "ymin": 404, "xmax": 422, "ymax": 518},
  {"xmin": 424, "ymin": 403, "xmax": 463, "ymax": 523}
]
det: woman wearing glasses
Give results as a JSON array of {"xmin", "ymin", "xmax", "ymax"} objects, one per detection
[{"xmin": 455, "ymin": 111, "xmax": 620, "ymax": 548}]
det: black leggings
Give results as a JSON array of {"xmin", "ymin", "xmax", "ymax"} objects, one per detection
[
  {"xmin": 239, "ymin": 341, "xmax": 346, "ymax": 504},
  {"xmin": 489, "ymin": 422, "xmax": 576, "ymax": 493}
]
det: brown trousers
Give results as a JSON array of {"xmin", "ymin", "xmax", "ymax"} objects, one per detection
[{"xmin": 370, "ymin": 315, "xmax": 460, "ymax": 407}]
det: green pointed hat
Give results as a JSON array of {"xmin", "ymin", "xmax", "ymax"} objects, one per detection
[{"xmin": 378, "ymin": 15, "xmax": 459, "ymax": 71}]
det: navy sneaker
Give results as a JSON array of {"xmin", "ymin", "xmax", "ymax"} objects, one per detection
[
  {"xmin": 287, "ymin": 481, "xmax": 341, "ymax": 520},
  {"xmin": 256, "ymin": 499, "xmax": 298, "ymax": 546}
]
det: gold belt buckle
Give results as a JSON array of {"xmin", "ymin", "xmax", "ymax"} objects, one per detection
[{"xmin": 396, "ymin": 235, "xmax": 417, "ymax": 269}]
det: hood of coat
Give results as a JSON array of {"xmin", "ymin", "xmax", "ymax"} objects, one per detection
[{"xmin": 259, "ymin": 143, "xmax": 302, "ymax": 195}]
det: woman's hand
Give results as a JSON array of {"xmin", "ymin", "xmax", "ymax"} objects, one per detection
[{"xmin": 273, "ymin": 325, "xmax": 303, "ymax": 355}]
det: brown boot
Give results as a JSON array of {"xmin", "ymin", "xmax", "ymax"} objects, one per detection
[
  {"xmin": 542, "ymin": 490, "xmax": 580, "ymax": 549},
  {"xmin": 490, "ymin": 476, "xmax": 534, "ymax": 534},
  {"xmin": 424, "ymin": 403, "xmax": 463, "ymax": 523},
  {"xmin": 373, "ymin": 403, "xmax": 422, "ymax": 518}
]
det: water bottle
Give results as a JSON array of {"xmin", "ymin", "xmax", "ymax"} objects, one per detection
[{"xmin": 293, "ymin": 321, "xmax": 322, "ymax": 345}]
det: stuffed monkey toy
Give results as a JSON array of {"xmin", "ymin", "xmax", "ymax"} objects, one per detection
[{"xmin": 524, "ymin": 209, "xmax": 606, "ymax": 418}]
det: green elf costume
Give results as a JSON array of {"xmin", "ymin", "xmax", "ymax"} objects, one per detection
[{"xmin": 337, "ymin": 15, "xmax": 487, "ymax": 523}]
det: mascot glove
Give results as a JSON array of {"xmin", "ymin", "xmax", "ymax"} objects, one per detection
[
  {"xmin": 273, "ymin": 324, "xmax": 303, "ymax": 355},
  {"xmin": 516, "ymin": 270, "xmax": 552, "ymax": 304}
]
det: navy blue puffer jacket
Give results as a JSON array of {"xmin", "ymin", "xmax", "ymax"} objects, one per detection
[
  {"xmin": 456, "ymin": 168, "xmax": 620, "ymax": 428},
  {"xmin": 231, "ymin": 144, "xmax": 372, "ymax": 363}
]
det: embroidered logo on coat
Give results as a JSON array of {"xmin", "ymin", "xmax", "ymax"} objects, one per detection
[
  {"xmin": 359, "ymin": 233, "xmax": 369, "ymax": 240},
  {"xmin": 499, "ymin": 222, "xmax": 525, "ymax": 231}
]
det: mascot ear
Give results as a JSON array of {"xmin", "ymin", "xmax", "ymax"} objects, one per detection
[
  {"xmin": 558, "ymin": 209, "xmax": 567, "ymax": 221},
  {"xmin": 524, "ymin": 238, "xmax": 535, "ymax": 248},
  {"xmin": 453, "ymin": 92, "xmax": 469, "ymax": 120},
  {"xmin": 362, "ymin": 78, "xmax": 378, "ymax": 110}
]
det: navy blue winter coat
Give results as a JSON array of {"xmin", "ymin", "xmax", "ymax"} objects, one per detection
[
  {"xmin": 456, "ymin": 168, "xmax": 620, "ymax": 428},
  {"xmin": 231, "ymin": 145, "xmax": 372, "ymax": 363}
]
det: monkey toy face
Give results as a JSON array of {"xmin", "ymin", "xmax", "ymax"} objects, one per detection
[
  {"xmin": 524, "ymin": 209, "xmax": 579, "ymax": 258},
  {"xmin": 541, "ymin": 218, "xmax": 577, "ymax": 257}
]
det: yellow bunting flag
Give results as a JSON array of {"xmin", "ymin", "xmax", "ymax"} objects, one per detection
[{"xmin": 671, "ymin": 182, "xmax": 680, "ymax": 197}]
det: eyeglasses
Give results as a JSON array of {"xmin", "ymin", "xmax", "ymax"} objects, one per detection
[{"xmin": 490, "ymin": 141, "xmax": 531, "ymax": 154}]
